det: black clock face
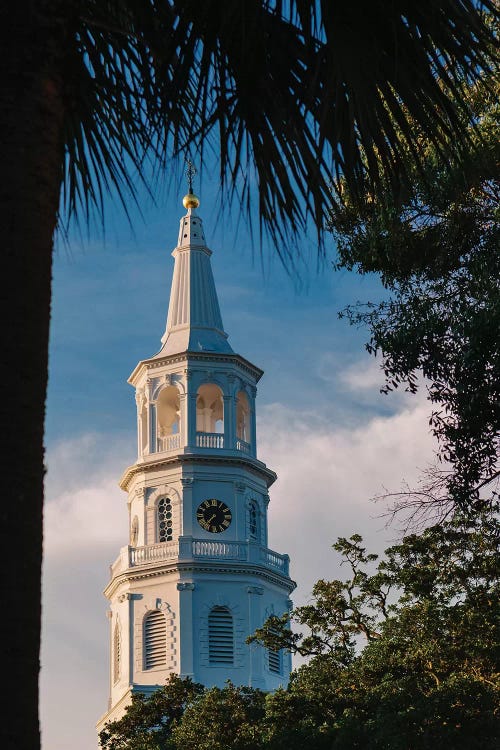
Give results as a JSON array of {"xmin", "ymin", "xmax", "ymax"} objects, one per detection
[{"xmin": 196, "ymin": 499, "xmax": 232, "ymax": 534}]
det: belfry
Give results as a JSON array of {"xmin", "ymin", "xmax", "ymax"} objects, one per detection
[{"xmin": 97, "ymin": 186, "xmax": 295, "ymax": 729}]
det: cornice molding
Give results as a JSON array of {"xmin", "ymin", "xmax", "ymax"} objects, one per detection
[
  {"xmin": 128, "ymin": 351, "xmax": 263, "ymax": 386},
  {"xmin": 120, "ymin": 452, "xmax": 277, "ymax": 491},
  {"xmin": 103, "ymin": 559, "xmax": 296, "ymax": 599}
]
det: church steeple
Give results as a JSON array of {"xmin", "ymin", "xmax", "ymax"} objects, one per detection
[
  {"xmin": 156, "ymin": 171, "xmax": 232, "ymax": 357},
  {"xmin": 97, "ymin": 185, "xmax": 294, "ymax": 738}
]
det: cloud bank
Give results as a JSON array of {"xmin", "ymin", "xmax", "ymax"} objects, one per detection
[{"xmin": 42, "ymin": 378, "xmax": 434, "ymax": 750}]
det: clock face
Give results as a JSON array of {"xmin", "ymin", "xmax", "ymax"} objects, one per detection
[{"xmin": 196, "ymin": 499, "xmax": 232, "ymax": 534}]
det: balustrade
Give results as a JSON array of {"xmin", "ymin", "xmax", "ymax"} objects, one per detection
[
  {"xmin": 118, "ymin": 539, "xmax": 288, "ymax": 575},
  {"xmin": 235, "ymin": 438, "xmax": 251, "ymax": 454},
  {"xmin": 196, "ymin": 432, "xmax": 224, "ymax": 449},
  {"xmin": 129, "ymin": 541, "xmax": 178, "ymax": 566},
  {"xmin": 157, "ymin": 433, "xmax": 181, "ymax": 453},
  {"xmin": 192, "ymin": 539, "xmax": 244, "ymax": 559},
  {"xmin": 260, "ymin": 547, "xmax": 289, "ymax": 575}
]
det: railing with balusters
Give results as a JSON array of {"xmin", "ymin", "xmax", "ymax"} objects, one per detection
[
  {"xmin": 110, "ymin": 538, "xmax": 289, "ymax": 576},
  {"xmin": 191, "ymin": 539, "xmax": 245, "ymax": 559},
  {"xmin": 157, "ymin": 433, "xmax": 181, "ymax": 453},
  {"xmin": 146, "ymin": 431, "xmax": 253, "ymax": 455},
  {"xmin": 235, "ymin": 438, "xmax": 251, "ymax": 453},
  {"xmin": 196, "ymin": 432, "xmax": 224, "ymax": 449},
  {"xmin": 129, "ymin": 540, "xmax": 179, "ymax": 566}
]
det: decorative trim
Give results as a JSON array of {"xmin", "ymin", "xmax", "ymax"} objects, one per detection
[
  {"xmin": 120, "ymin": 453, "xmax": 277, "ymax": 491},
  {"xmin": 177, "ymin": 582, "xmax": 195, "ymax": 591},
  {"xmin": 128, "ymin": 352, "xmax": 263, "ymax": 388},
  {"xmin": 104, "ymin": 561, "xmax": 296, "ymax": 599},
  {"xmin": 135, "ymin": 599, "xmax": 176, "ymax": 675},
  {"xmin": 247, "ymin": 586, "xmax": 264, "ymax": 595}
]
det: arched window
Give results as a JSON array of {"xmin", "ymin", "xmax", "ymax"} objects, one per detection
[
  {"xmin": 208, "ymin": 606, "xmax": 233, "ymax": 665},
  {"xmin": 236, "ymin": 391, "xmax": 250, "ymax": 444},
  {"xmin": 248, "ymin": 501, "xmax": 259, "ymax": 541},
  {"xmin": 113, "ymin": 621, "xmax": 121, "ymax": 683},
  {"xmin": 157, "ymin": 385, "xmax": 181, "ymax": 452},
  {"xmin": 157, "ymin": 498, "xmax": 173, "ymax": 542},
  {"xmin": 196, "ymin": 384, "xmax": 224, "ymax": 435},
  {"xmin": 144, "ymin": 610, "xmax": 167, "ymax": 669},
  {"xmin": 268, "ymin": 647, "xmax": 282, "ymax": 675}
]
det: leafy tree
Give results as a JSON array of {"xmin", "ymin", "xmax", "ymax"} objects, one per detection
[
  {"xmin": 252, "ymin": 511, "xmax": 500, "ymax": 748},
  {"xmin": 99, "ymin": 679, "xmax": 268, "ymax": 750},
  {"xmin": 99, "ymin": 675, "xmax": 204, "ymax": 750},
  {"xmin": 328, "ymin": 66, "xmax": 500, "ymax": 519},
  {"xmin": 1, "ymin": 3, "xmax": 496, "ymax": 747},
  {"xmin": 101, "ymin": 514, "xmax": 499, "ymax": 750},
  {"xmin": 171, "ymin": 683, "xmax": 267, "ymax": 750}
]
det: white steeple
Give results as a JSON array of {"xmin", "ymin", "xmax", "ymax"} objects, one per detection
[
  {"xmin": 97, "ymin": 185, "xmax": 295, "ymax": 738},
  {"xmin": 156, "ymin": 193, "xmax": 233, "ymax": 357}
]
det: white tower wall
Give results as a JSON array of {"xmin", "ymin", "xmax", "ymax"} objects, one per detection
[{"xmin": 97, "ymin": 196, "xmax": 295, "ymax": 734}]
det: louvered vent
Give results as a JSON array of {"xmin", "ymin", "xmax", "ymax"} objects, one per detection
[
  {"xmin": 268, "ymin": 648, "xmax": 281, "ymax": 674},
  {"xmin": 144, "ymin": 610, "xmax": 167, "ymax": 669},
  {"xmin": 208, "ymin": 606, "xmax": 234, "ymax": 664}
]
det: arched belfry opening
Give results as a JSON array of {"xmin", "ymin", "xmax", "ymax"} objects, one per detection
[
  {"xmin": 196, "ymin": 383, "xmax": 224, "ymax": 447},
  {"xmin": 236, "ymin": 391, "xmax": 250, "ymax": 449},
  {"xmin": 157, "ymin": 385, "xmax": 181, "ymax": 452}
]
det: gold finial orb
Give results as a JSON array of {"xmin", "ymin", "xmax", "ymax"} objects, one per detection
[{"xmin": 183, "ymin": 192, "xmax": 200, "ymax": 210}]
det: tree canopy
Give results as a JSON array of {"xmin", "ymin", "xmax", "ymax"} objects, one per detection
[
  {"xmin": 59, "ymin": 0, "xmax": 498, "ymax": 246},
  {"xmin": 100, "ymin": 511, "xmax": 500, "ymax": 750},
  {"xmin": 328, "ymin": 64, "xmax": 500, "ymax": 519}
]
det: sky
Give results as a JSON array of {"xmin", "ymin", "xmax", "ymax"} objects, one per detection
[{"xmin": 41, "ymin": 174, "xmax": 436, "ymax": 750}]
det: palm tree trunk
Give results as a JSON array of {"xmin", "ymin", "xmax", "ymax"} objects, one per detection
[{"xmin": 0, "ymin": 3, "xmax": 69, "ymax": 748}]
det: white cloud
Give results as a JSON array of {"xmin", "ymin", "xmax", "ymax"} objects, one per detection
[
  {"xmin": 337, "ymin": 356, "xmax": 386, "ymax": 391},
  {"xmin": 42, "ymin": 435, "xmax": 130, "ymax": 750},
  {"xmin": 44, "ymin": 434, "xmax": 128, "ymax": 559},
  {"xmin": 42, "ymin": 392, "xmax": 435, "ymax": 750},
  {"xmin": 259, "ymin": 396, "xmax": 433, "ymax": 602}
]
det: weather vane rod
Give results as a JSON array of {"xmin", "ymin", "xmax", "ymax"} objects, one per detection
[{"xmin": 185, "ymin": 159, "xmax": 197, "ymax": 194}]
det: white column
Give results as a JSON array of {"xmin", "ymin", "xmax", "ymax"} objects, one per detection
[
  {"xmin": 177, "ymin": 582, "xmax": 195, "ymax": 679},
  {"xmin": 250, "ymin": 387, "xmax": 257, "ymax": 456},
  {"xmin": 247, "ymin": 586, "xmax": 264, "ymax": 688},
  {"xmin": 223, "ymin": 395, "xmax": 235, "ymax": 449}
]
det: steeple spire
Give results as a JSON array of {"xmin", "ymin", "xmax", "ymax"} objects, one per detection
[{"xmin": 155, "ymin": 176, "xmax": 233, "ymax": 357}]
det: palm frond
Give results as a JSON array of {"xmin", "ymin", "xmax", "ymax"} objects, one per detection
[{"xmin": 61, "ymin": 0, "xmax": 498, "ymax": 253}]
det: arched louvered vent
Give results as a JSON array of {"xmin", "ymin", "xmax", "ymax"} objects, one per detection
[
  {"xmin": 208, "ymin": 606, "xmax": 234, "ymax": 665},
  {"xmin": 268, "ymin": 647, "xmax": 282, "ymax": 674},
  {"xmin": 144, "ymin": 610, "xmax": 167, "ymax": 669},
  {"xmin": 113, "ymin": 621, "xmax": 120, "ymax": 683}
]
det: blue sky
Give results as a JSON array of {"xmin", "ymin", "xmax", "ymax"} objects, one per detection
[{"xmin": 42, "ymin": 177, "xmax": 435, "ymax": 750}]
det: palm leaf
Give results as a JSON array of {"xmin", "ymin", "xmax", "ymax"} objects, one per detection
[{"xmin": 61, "ymin": 0, "xmax": 498, "ymax": 254}]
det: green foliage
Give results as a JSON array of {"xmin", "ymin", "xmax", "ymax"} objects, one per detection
[
  {"xmin": 171, "ymin": 683, "xmax": 267, "ymax": 750},
  {"xmin": 58, "ymin": 1, "xmax": 498, "ymax": 251},
  {"xmin": 255, "ymin": 511, "xmax": 500, "ymax": 748},
  {"xmin": 98, "ymin": 675, "xmax": 204, "ymax": 750},
  {"xmin": 328, "ymin": 67, "xmax": 500, "ymax": 512},
  {"xmin": 108, "ymin": 515, "xmax": 499, "ymax": 749}
]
